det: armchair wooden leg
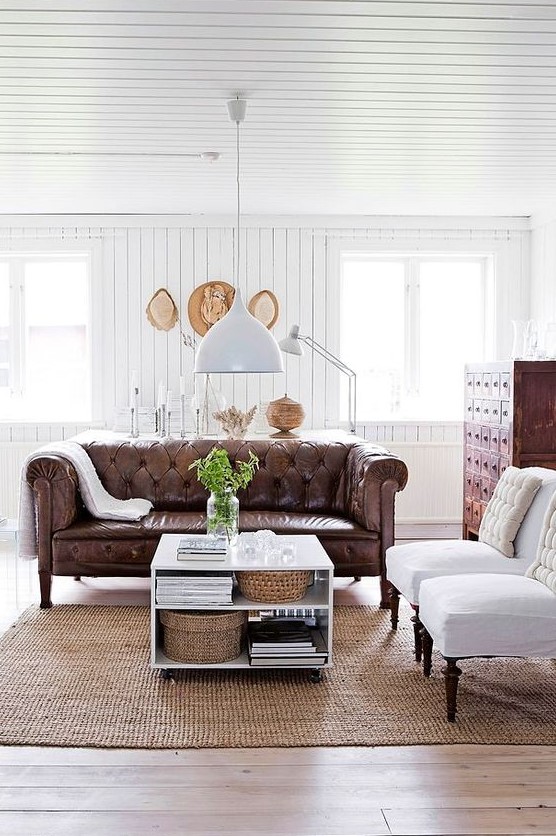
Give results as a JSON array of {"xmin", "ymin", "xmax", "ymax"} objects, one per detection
[
  {"xmin": 39, "ymin": 570, "xmax": 52, "ymax": 609},
  {"xmin": 379, "ymin": 575, "xmax": 391, "ymax": 610},
  {"xmin": 389, "ymin": 586, "xmax": 400, "ymax": 629},
  {"xmin": 442, "ymin": 658, "xmax": 462, "ymax": 723},
  {"xmin": 411, "ymin": 607, "xmax": 423, "ymax": 663},
  {"xmin": 421, "ymin": 627, "xmax": 433, "ymax": 677}
]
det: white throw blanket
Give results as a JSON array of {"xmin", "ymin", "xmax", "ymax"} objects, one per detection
[{"xmin": 19, "ymin": 441, "xmax": 153, "ymax": 560}]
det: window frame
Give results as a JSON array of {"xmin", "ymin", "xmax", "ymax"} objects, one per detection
[
  {"xmin": 0, "ymin": 241, "xmax": 103, "ymax": 423},
  {"xmin": 330, "ymin": 244, "xmax": 496, "ymax": 424}
]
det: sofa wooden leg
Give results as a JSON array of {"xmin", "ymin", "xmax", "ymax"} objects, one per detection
[
  {"xmin": 411, "ymin": 608, "xmax": 423, "ymax": 663},
  {"xmin": 74, "ymin": 575, "xmax": 81, "ymax": 581},
  {"xmin": 443, "ymin": 658, "xmax": 462, "ymax": 723},
  {"xmin": 39, "ymin": 571, "xmax": 52, "ymax": 609},
  {"xmin": 421, "ymin": 627, "xmax": 433, "ymax": 677},
  {"xmin": 389, "ymin": 586, "xmax": 400, "ymax": 629},
  {"xmin": 353, "ymin": 576, "xmax": 361, "ymax": 582}
]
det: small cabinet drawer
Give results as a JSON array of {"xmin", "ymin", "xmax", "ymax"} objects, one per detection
[
  {"xmin": 490, "ymin": 400, "xmax": 501, "ymax": 423},
  {"xmin": 480, "ymin": 476, "xmax": 492, "ymax": 503},
  {"xmin": 472, "ymin": 500, "xmax": 483, "ymax": 528},
  {"xmin": 499, "ymin": 455, "xmax": 510, "ymax": 476},
  {"xmin": 489, "ymin": 427, "xmax": 499, "ymax": 452},
  {"xmin": 473, "ymin": 398, "xmax": 482, "ymax": 419},
  {"xmin": 480, "ymin": 450, "xmax": 491, "ymax": 477},
  {"xmin": 481, "ymin": 425, "xmax": 490, "ymax": 447},
  {"xmin": 474, "ymin": 374, "xmax": 483, "ymax": 398},
  {"xmin": 501, "ymin": 400, "xmax": 511, "ymax": 426},
  {"xmin": 482, "ymin": 373, "xmax": 492, "ymax": 397},
  {"xmin": 491, "ymin": 372, "xmax": 501, "ymax": 398},
  {"xmin": 481, "ymin": 400, "xmax": 491, "ymax": 422},
  {"xmin": 465, "ymin": 373, "xmax": 474, "ymax": 397},
  {"xmin": 464, "ymin": 496, "xmax": 473, "ymax": 526},
  {"xmin": 465, "ymin": 470, "xmax": 473, "ymax": 495},
  {"xmin": 473, "ymin": 449, "xmax": 481, "ymax": 472},
  {"xmin": 489, "ymin": 453, "xmax": 500, "ymax": 480},
  {"xmin": 500, "ymin": 430, "xmax": 510, "ymax": 455},
  {"xmin": 501, "ymin": 373, "xmax": 511, "ymax": 398},
  {"xmin": 465, "ymin": 398, "xmax": 474, "ymax": 419},
  {"xmin": 472, "ymin": 475, "xmax": 481, "ymax": 500}
]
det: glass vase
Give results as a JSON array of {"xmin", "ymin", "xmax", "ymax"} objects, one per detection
[{"xmin": 206, "ymin": 489, "xmax": 239, "ymax": 546}]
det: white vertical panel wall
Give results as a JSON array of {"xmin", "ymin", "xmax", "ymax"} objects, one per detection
[
  {"xmin": 0, "ymin": 215, "xmax": 530, "ymax": 430},
  {"xmin": 0, "ymin": 215, "xmax": 530, "ymax": 530}
]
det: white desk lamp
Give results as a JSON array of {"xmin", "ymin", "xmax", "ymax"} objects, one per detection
[{"xmin": 279, "ymin": 325, "xmax": 357, "ymax": 434}]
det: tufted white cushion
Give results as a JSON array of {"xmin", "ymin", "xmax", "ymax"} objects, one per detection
[
  {"xmin": 479, "ymin": 466, "xmax": 542, "ymax": 557},
  {"xmin": 526, "ymin": 490, "xmax": 556, "ymax": 592}
]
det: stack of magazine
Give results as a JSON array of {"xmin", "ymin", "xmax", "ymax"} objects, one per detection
[
  {"xmin": 247, "ymin": 618, "xmax": 327, "ymax": 667},
  {"xmin": 156, "ymin": 572, "xmax": 234, "ymax": 606},
  {"xmin": 176, "ymin": 535, "xmax": 227, "ymax": 561}
]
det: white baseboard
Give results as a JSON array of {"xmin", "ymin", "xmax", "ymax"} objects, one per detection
[{"xmin": 395, "ymin": 521, "xmax": 462, "ymax": 540}]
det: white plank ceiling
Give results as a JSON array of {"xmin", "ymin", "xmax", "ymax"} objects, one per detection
[{"xmin": 1, "ymin": 0, "xmax": 556, "ymax": 216}]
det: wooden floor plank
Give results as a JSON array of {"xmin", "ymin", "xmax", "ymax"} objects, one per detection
[
  {"xmin": 0, "ymin": 744, "xmax": 554, "ymax": 767},
  {"xmin": 2, "ymin": 784, "xmax": 556, "ymax": 813},
  {"xmin": 2, "ymin": 761, "xmax": 556, "ymax": 789},
  {"xmin": 384, "ymin": 806, "xmax": 556, "ymax": 835},
  {"xmin": 0, "ymin": 810, "xmax": 390, "ymax": 836}
]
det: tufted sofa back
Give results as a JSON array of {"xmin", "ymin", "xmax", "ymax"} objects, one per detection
[{"xmin": 80, "ymin": 437, "xmax": 355, "ymax": 515}]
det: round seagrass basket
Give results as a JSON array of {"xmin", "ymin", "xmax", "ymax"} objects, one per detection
[
  {"xmin": 235, "ymin": 570, "xmax": 312, "ymax": 604},
  {"xmin": 160, "ymin": 609, "xmax": 247, "ymax": 664}
]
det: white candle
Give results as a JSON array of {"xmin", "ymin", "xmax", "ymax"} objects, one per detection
[
  {"xmin": 157, "ymin": 381, "xmax": 166, "ymax": 409},
  {"xmin": 180, "ymin": 375, "xmax": 186, "ymax": 396},
  {"xmin": 166, "ymin": 389, "xmax": 173, "ymax": 412}
]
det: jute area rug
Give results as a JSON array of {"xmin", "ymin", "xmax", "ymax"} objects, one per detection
[{"xmin": 2, "ymin": 604, "xmax": 556, "ymax": 748}]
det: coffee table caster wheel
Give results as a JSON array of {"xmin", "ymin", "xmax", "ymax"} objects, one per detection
[
  {"xmin": 310, "ymin": 669, "xmax": 322, "ymax": 683},
  {"xmin": 160, "ymin": 669, "xmax": 175, "ymax": 681}
]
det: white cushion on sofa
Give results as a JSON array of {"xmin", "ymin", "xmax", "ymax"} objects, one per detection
[
  {"xmin": 419, "ymin": 573, "xmax": 556, "ymax": 659},
  {"xmin": 478, "ymin": 466, "xmax": 542, "ymax": 557}
]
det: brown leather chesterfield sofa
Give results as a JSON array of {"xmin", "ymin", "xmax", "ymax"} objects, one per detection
[{"xmin": 25, "ymin": 436, "xmax": 408, "ymax": 609}]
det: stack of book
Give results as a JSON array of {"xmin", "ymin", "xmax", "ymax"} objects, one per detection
[
  {"xmin": 156, "ymin": 572, "xmax": 233, "ymax": 606},
  {"xmin": 247, "ymin": 618, "xmax": 327, "ymax": 667},
  {"xmin": 176, "ymin": 535, "xmax": 227, "ymax": 561}
]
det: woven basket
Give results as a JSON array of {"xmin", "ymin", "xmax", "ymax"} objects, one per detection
[
  {"xmin": 235, "ymin": 570, "xmax": 312, "ymax": 604},
  {"xmin": 160, "ymin": 609, "xmax": 246, "ymax": 664}
]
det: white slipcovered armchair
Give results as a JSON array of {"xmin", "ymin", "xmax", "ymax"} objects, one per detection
[
  {"xmin": 419, "ymin": 523, "xmax": 556, "ymax": 722},
  {"xmin": 385, "ymin": 467, "xmax": 556, "ymax": 662}
]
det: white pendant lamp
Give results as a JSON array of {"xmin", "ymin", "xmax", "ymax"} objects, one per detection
[{"xmin": 194, "ymin": 98, "xmax": 284, "ymax": 374}]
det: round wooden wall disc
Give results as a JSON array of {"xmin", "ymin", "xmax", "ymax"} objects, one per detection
[{"xmin": 188, "ymin": 281, "xmax": 235, "ymax": 336}]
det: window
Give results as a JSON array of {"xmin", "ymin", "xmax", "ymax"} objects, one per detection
[
  {"xmin": 340, "ymin": 253, "xmax": 491, "ymax": 421},
  {"xmin": 0, "ymin": 253, "xmax": 92, "ymax": 421}
]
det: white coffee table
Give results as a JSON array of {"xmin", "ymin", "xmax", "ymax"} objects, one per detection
[{"xmin": 150, "ymin": 533, "xmax": 334, "ymax": 681}]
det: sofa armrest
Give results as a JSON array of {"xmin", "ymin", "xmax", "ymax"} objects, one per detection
[
  {"xmin": 346, "ymin": 443, "xmax": 408, "ymax": 546},
  {"xmin": 26, "ymin": 455, "xmax": 80, "ymax": 573}
]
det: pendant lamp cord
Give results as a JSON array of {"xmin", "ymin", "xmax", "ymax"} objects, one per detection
[{"xmin": 235, "ymin": 112, "xmax": 241, "ymax": 289}]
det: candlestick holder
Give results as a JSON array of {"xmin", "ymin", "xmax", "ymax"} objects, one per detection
[
  {"xmin": 129, "ymin": 387, "xmax": 139, "ymax": 438},
  {"xmin": 180, "ymin": 394, "xmax": 186, "ymax": 438},
  {"xmin": 157, "ymin": 405, "xmax": 166, "ymax": 438},
  {"xmin": 165, "ymin": 406, "xmax": 172, "ymax": 437}
]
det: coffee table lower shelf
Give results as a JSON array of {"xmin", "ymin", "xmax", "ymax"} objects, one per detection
[{"xmin": 154, "ymin": 649, "xmax": 329, "ymax": 683}]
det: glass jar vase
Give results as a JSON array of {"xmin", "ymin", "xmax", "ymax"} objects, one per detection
[{"xmin": 206, "ymin": 489, "xmax": 239, "ymax": 545}]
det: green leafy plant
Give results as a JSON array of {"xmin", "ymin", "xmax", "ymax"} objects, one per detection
[{"xmin": 189, "ymin": 448, "xmax": 259, "ymax": 540}]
